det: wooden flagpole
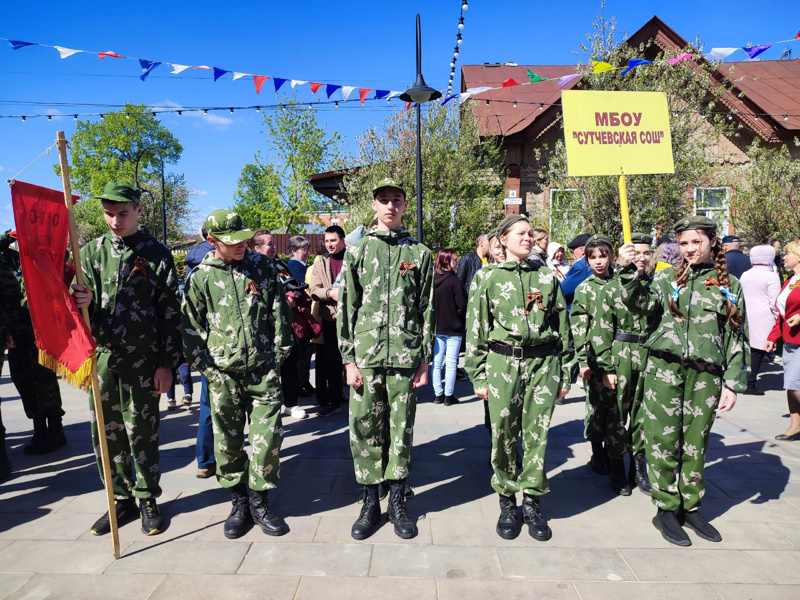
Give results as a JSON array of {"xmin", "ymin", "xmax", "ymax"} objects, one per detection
[{"xmin": 55, "ymin": 131, "xmax": 121, "ymax": 559}]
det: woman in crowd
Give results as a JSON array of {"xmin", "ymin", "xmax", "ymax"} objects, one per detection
[
  {"xmin": 487, "ymin": 229, "xmax": 506, "ymax": 264},
  {"xmin": 527, "ymin": 228, "xmax": 549, "ymax": 267},
  {"xmin": 546, "ymin": 241, "xmax": 570, "ymax": 280},
  {"xmin": 740, "ymin": 245, "xmax": 780, "ymax": 395},
  {"xmin": 763, "ymin": 237, "xmax": 785, "ymax": 283},
  {"xmin": 432, "ymin": 249, "xmax": 468, "ymax": 406},
  {"xmin": 466, "ymin": 214, "xmax": 572, "ymax": 542},
  {"xmin": 765, "ymin": 240, "xmax": 800, "ymax": 441}
]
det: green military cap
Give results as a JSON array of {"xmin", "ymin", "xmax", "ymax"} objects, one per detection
[
  {"xmin": 372, "ymin": 177, "xmax": 406, "ymax": 198},
  {"xmin": 487, "ymin": 228, "xmax": 498, "ymax": 242},
  {"xmin": 585, "ymin": 233, "xmax": 613, "ymax": 249},
  {"xmin": 673, "ymin": 215, "xmax": 717, "ymax": 234},
  {"xmin": 96, "ymin": 182, "xmax": 141, "ymax": 205},
  {"xmin": 204, "ymin": 210, "xmax": 254, "ymax": 245},
  {"xmin": 495, "ymin": 213, "xmax": 530, "ymax": 238},
  {"xmin": 630, "ymin": 232, "xmax": 653, "ymax": 245}
]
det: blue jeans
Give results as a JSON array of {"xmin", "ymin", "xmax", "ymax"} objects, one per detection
[
  {"xmin": 432, "ymin": 335, "xmax": 462, "ymax": 396},
  {"xmin": 196, "ymin": 374, "xmax": 215, "ymax": 469}
]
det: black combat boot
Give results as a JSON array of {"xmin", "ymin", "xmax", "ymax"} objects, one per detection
[
  {"xmin": 496, "ymin": 494, "xmax": 519, "ymax": 540},
  {"xmin": 351, "ymin": 484, "xmax": 382, "ymax": 540},
  {"xmin": 248, "ymin": 488, "xmax": 288, "ymax": 536},
  {"xmin": 633, "ymin": 454, "xmax": 652, "ymax": 495},
  {"xmin": 653, "ymin": 508, "xmax": 691, "ymax": 546},
  {"xmin": 590, "ymin": 441, "xmax": 610, "ymax": 474},
  {"xmin": 139, "ymin": 498, "xmax": 164, "ymax": 535},
  {"xmin": 224, "ymin": 483, "xmax": 252, "ymax": 539},
  {"xmin": 679, "ymin": 509, "xmax": 722, "ymax": 542},
  {"xmin": 23, "ymin": 417, "xmax": 47, "ymax": 455},
  {"xmin": 90, "ymin": 498, "xmax": 138, "ymax": 536},
  {"xmin": 610, "ymin": 457, "xmax": 632, "ymax": 496},
  {"xmin": 522, "ymin": 494, "xmax": 552, "ymax": 541},
  {"xmin": 35, "ymin": 415, "xmax": 67, "ymax": 455},
  {"xmin": 387, "ymin": 479, "xmax": 415, "ymax": 539},
  {"xmin": 0, "ymin": 423, "xmax": 12, "ymax": 481}
]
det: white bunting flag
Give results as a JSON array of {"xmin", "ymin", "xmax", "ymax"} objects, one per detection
[
  {"xmin": 232, "ymin": 72, "xmax": 247, "ymax": 80},
  {"xmin": 704, "ymin": 48, "xmax": 738, "ymax": 61},
  {"xmin": 170, "ymin": 64, "xmax": 190, "ymax": 74},
  {"xmin": 54, "ymin": 46, "xmax": 80, "ymax": 59},
  {"xmin": 290, "ymin": 80, "xmax": 308, "ymax": 88},
  {"xmin": 341, "ymin": 86, "xmax": 356, "ymax": 101}
]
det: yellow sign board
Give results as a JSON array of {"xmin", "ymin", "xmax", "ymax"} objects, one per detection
[{"xmin": 562, "ymin": 90, "xmax": 674, "ymax": 177}]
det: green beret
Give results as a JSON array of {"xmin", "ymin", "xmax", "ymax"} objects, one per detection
[
  {"xmin": 372, "ymin": 178, "xmax": 406, "ymax": 198},
  {"xmin": 585, "ymin": 233, "xmax": 614, "ymax": 249},
  {"xmin": 487, "ymin": 228, "xmax": 498, "ymax": 242},
  {"xmin": 630, "ymin": 232, "xmax": 653, "ymax": 245},
  {"xmin": 204, "ymin": 210, "xmax": 254, "ymax": 245},
  {"xmin": 495, "ymin": 214, "xmax": 530, "ymax": 238},
  {"xmin": 673, "ymin": 216, "xmax": 717, "ymax": 234},
  {"xmin": 95, "ymin": 182, "xmax": 141, "ymax": 205}
]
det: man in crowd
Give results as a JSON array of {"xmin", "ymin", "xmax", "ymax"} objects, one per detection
[
  {"xmin": 723, "ymin": 234, "xmax": 752, "ymax": 280},
  {"xmin": 560, "ymin": 233, "xmax": 591, "ymax": 308},
  {"xmin": 287, "ymin": 235, "xmax": 315, "ymax": 398},
  {"xmin": 457, "ymin": 233, "xmax": 489, "ymax": 291}
]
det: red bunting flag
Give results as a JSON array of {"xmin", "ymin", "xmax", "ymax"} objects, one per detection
[
  {"xmin": 358, "ymin": 88, "xmax": 372, "ymax": 106},
  {"xmin": 9, "ymin": 181, "xmax": 97, "ymax": 391},
  {"xmin": 796, "ymin": 31, "xmax": 800, "ymax": 40},
  {"xmin": 253, "ymin": 75, "xmax": 270, "ymax": 94},
  {"xmin": 309, "ymin": 82, "xmax": 324, "ymax": 94},
  {"xmin": 193, "ymin": 65, "xmax": 212, "ymax": 70},
  {"xmin": 97, "ymin": 51, "xmax": 124, "ymax": 59},
  {"xmin": 502, "ymin": 77, "xmax": 520, "ymax": 87},
  {"xmin": 405, "ymin": 101, "xmax": 412, "ymax": 110}
]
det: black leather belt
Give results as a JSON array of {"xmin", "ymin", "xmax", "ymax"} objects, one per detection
[
  {"xmin": 614, "ymin": 332, "xmax": 648, "ymax": 345},
  {"xmin": 489, "ymin": 340, "xmax": 555, "ymax": 359}
]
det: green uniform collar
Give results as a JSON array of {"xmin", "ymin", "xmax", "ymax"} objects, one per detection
[{"xmin": 367, "ymin": 227, "xmax": 414, "ymax": 243}]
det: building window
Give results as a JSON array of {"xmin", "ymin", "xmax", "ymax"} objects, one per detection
[
  {"xmin": 332, "ymin": 219, "xmax": 340, "ymax": 226},
  {"xmin": 693, "ymin": 187, "xmax": 729, "ymax": 230},
  {"xmin": 549, "ymin": 188, "xmax": 583, "ymax": 243}
]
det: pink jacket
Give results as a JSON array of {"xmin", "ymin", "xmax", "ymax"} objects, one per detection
[{"xmin": 740, "ymin": 245, "xmax": 780, "ymax": 350}]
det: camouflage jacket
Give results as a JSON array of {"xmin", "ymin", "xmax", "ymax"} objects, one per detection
[
  {"xmin": 0, "ymin": 253, "xmax": 24, "ymax": 348},
  {"xmin": 569, "ymin": 273, "xmax": 614, "ymax": 373},
  {"xmin": 465, "ymin": 260, "xmax": 574, "ymax": 387},
  {"xmin": 596, "ymin": 274, "xmax": 652, "ymax": 373},
  {"xmin": 182, "ymin": 249, "xmax": 292, "ymax": 374},
  {"xmin": 618, "ymin": 262, "xmax": 749, "ymax": 391},
  {"xmin": 80, "ymin": 227, "xmax": 182, "ymax": 369},
  {"xmin": 337, "ymin": 227, "xmax": 435, "ymax": 369}
]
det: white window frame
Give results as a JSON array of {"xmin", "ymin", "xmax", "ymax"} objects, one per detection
[{"xmin": 693, "ymin": 187, "xmax": 729, "ymax": 231}]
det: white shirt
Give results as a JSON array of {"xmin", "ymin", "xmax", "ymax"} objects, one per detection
[{"xmin": 777, "ymin": 275, "xmax": 798, "ymax": 317}]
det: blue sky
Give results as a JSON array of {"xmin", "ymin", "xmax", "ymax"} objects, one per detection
[{"xmin": 1, "ymin": 0, "xmax": 798, "ymax": 233}]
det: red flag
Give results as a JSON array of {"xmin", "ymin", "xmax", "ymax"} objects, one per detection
[
  {"xmin": 796, "ymin": 31, "xmax": 800, "ymax": 40},
  {"xmin": 502, "ymin": 77, "xmax": 520, "ymax": 87},
  {"xmin": 358, "ymin": 88, "xmax": 372, "ymax": 106},
  {"xmin": 10, "ymin": 181, "xmax": 96, "ymax": 390},
  {"xmin": 405, "ymin": 101, "xmax": 412, "ymax": 110},
  {"xmin": 309, "ymin": 82, "xmax": 324, "ymax": 94},
  {"xmin": 193, "ymin": 65, "xmax": 212, "ymax": 70},
  {"xmin": 253, "ymin": 75, "xmax": 270, "ymax": 94},
  {"xmin": 97, "ymin": 51, "xmax": 124, "ymax": 59}
]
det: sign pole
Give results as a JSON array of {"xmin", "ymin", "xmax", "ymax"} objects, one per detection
[
  {"xmin": 618, "ymin": 173, "xmax": 632, "ymax": 244},
  {"xmin": 55, "ymin": 131, "xmax": 121, "ymax": 560}
]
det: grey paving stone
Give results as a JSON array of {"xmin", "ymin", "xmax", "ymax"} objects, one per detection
[
  {"xmin": 238, "ymin": 542, "xmax": 371, "ymax": 577},
  {"xmin": 314, "ymin": 515, "xmax": 432, "ymax": 545},
  {"xmin": 573, "ymin": 582, "xmax": 721, "ymax": 600},
  {"xmin": 712, "ymin": 583, "xmax": 800, "ymax": 600},
  {"xmin": 767, "ymin": 521, "xmax": 800, "ymax": 548},
  {"xmin": 296, "ymin": 576, "xmax": 437, "ymax": 600},
  {"xmin": 0, "ymin": 540, "xmax": 125, "ymax": 574},
  {"xmin": 497, "ymin": 547, "xmax": 636, "ymax": 581},
  {"xmin": 7, "ymin": 573, "xmax": 165, "ymax": 600},
  {"xmin": 108, "ymin": 541, "xmax": 250, "ymax": 574},
  {"xmin": 195, "ymin": 515, "xmax": 320, "ymax": 543},
  {"xmin": 437, "ymin": 579, "xmax": 579, "ymax": 600},
  {"xmin": 0, "ymin": 511, "xmax": 93, "ymax": 541},
  {"xmin": 713, "ymin": 499, "xmax": 800, "ymax": 522},
  {"xmin": 370, "ymin": 544, "xmax": 501, "ymax": 579},
  {"xmin": 619, "ymin": 548, "xmax": 774, "ymax": 583},
  {"xmin": 77, "ymin": 512, "xmax": 213, "ymax": 543},
  {"xmin": 742, "ymin": 550, "xmax": 800, "ymax": 584},
  {"xmin": 546, "ymin": 520, "xmax": 675, "ymax": 549},
  {"xmin": 687, "ymin": 522, "xmax": 796, "ymax": 551},
  {"xmin": 0, "ymin": 572, "xmax": 31, "ymax": 600},
  {"xmin": 430, "ymin": 516, "xmax": 555, "ymax": 547},
  {"xmin": 149, "ymin": 574, "xmax": 300, "ymax": 600}
]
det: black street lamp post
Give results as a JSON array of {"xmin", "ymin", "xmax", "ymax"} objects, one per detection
[{"xmin": 399, "ymin": 14, "xmax": 441, "ymax": 243}]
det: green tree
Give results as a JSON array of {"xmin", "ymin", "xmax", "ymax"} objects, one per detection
[
  {"xmin": 341, "ymin": 101, "xmax": 506, "ymax": 254},
  {"xmin": 234, "ymin": 96, "xmax": 341, "ymax": 233},
  {"xmin": 57, "ymin": 103, "xmax": 187, "ymax": 242}
]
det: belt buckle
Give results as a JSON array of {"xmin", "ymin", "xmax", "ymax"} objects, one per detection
[{"xmin": 512, "ymin": 346, "xmax": 524, "ymax": 359}]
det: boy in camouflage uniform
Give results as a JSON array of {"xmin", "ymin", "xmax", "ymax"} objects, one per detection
[
  {"xmin": 597, "ymin": 233, "xmax": 654, "ymax": 495},
  {"xmin": 182, "ymin": 210, "xmax": 293, "ymax": 539},
  {"xmin": 466, "ymin": 214, "xmax": 572, "ymax": 541},
  {"xmin": 570, "ymin": 235, "xmax": 631, "ymax": 495},
  {"xmin": 73, "ymin": 182, "xmax": 182, "ymax": 536},
  {"xmin": 338, "ymin": 179, "xmax": 435, "ymax": 540},
  {"xmin": 617, "ymin": 216, "xmax": 748, "ymax": 546}
]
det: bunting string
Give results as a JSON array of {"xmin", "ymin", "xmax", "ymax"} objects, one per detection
[{"xmin": 445, "ymin": 0, "xmax": 469, "ymax": 96}]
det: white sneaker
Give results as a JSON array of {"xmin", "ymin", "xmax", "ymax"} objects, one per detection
[{"xmin": 290, "ymin": 406, "xmax": 308, "ymax": 419}]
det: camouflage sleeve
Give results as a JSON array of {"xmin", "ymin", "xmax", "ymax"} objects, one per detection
[
  {"xmin": 0, "ymin": 264, "xmax": 24, "ymax": 344},
  {"xmin": 337, "ymin": 244, "xmax": 360, "ymax": 364},
  {"xmin": 272, "ymin": 269, "xmax": 293, "ymax": 366},
  {"xmin": 79, "ymin": 243, "xmax": 99, "ymax": 318},
  {"xmin": 155, "ymin": 253, "xmax": 183, "ymax": 369},
  {"xmin": 465, "ymin": 269, "xmax": 491, "ymax": 384},
  {"xmin": 594, "ymin": 280, "xmax": 618, "ymax": 373},
  {"xmin": 550, "ymin": 278, "xmax": 573, "ymax": 390},
  {"xmin": 419, "ymin": 248, "xmax": 436, "ymax": 365},
  {"xmin": 722, "ymin": 278, "xmax": 750, "ymax": 392},
  {"xmin": 617, "ymin": 263, "xmax": 662, "ymax": 316},
  {"xmin": 569, "ymin": 282, "xmax": 592, "ymax": 369},
  {"xmin": 181, "ymin": 271, "xmax": 211, "ymax": 373}
]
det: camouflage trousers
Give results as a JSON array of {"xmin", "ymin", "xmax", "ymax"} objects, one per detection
[
  {"xmin": 613, "ymin": 340, "xmax": 647, "ymax": 458},
  {"xmin": 584, "ymin": 371, "xmax": 626, "ymax": 458},
  {"xmin": 91, "ymin": 349, "xmax": 161, "ymax": 500},
  {"xmin": 207, "ymin": 361, "xmax": 283, "ymax": 491},
  {"xmin": 486, "ymin": 351, "xmax": 559, "ymax": 497},
  {"xmin": 8, "ymin": 321, "xmax": 63, "ymax": 420},
  {"xmin": 642, "ymin": 351, "xmax": 722, "ymax": 512},
  {"xmin": 349, "ymin": 367, "xmax": 418, "ymax": 485}
]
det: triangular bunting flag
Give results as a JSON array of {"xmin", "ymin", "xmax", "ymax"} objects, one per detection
[
  {"xmin": 170, "ymin": 64, "xmax": 190, "ymax": 74},
  {"xmin": 309, "ymin": 82, "xmax": 324, "ymax": 94},
  {"xmin": 796, "ymin": 31, "xmax": 800, "ymax": 40},
  {"xmin": 441, "ymin": 94, "xmax": 458, "ymax": 106},
  {"xmin": 139, "ymin": 59, "xmax": 161, "ymax": 81},
  {"xmin": 193, "ymin": 65, "xmax": 212, "ymax": 70},
  {"xmin": 253, "ymin": 75, "xmax": 270, "ymax": 94},
  {"xmin": 325, "ymin": 84, "xmax": 342, "ymax": 98},
  {"xmin": 341, "ymin": 86, "xmax": 356, "ymax": 101},
  {"xmin": 558, "ymin": 74, "xmax": 580, "ymax": 86},
  {"xmin": 502, "ymin": 77, "xmax": 520, "ymax": 87},
  {"xmin": 704, "ymin": 48, "xmax": 738, "ymax": 61},
  {"xmin": 9, "ymin": 40, "xmax": 36, "ymax": 50},
  {"xmin": 232, "ymin": 72, "xmax": 247, "ymax": 80},
  {"xmin": 98, "ymin": 51, "xmax": 124, "ymax": 59},
  {"xmin": 527, "ymin": 69, "xmax": 548, "ymax": 83},
  {"xmin": 358, "ymin": 88, "xmax": 372, "ymax": 105},
  {"xmin": 405, "ymin": 101, "xmax": 412, "ymax": 110},
  {"xmin": 620, "ymin": 58, "xmax": 652, "ymax": 77},
  {"xmin": 290, "ymin": 80, "xmax": 308, "ymax": 88},
  {"xmin": 213, "ymin": 67, "xmax": 230, "ymax": 82},
  {"xmin": 461, "ymin": 86, "xmax": 492, "ymax": 100},
  {"xmin": 273, "ymin": 77, "xmax": 288, "ymax": 93},
  {"xmin": 591, "ymin": 61, "xmax": 616, "ymax": 73},
  {"xmin": 54, "ymin": 46, "xmax": 80, "ymax": 59},
  {"xmin": 374, "ymin": 90, "xmax": 390, "ymax": 100},
  {"xmin": 668, "ymin": 52, "xmax": 693, "ymax": 66},
  {"xmin": 388, "ymin": 91, "xmax": 402, "ymax": 99},
  {"xmin": 743, "ymin": 43, "xmax": 773, "ymax": 59}
]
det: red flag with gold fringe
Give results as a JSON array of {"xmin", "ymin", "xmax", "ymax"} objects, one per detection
[{"xmin": 9, "ymin": 180, "xmax": 96, "ymax": 390}]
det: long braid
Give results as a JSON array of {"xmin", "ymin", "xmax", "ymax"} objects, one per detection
[
  {"xmin": 712, "ymin": 239, "xmax": 743, "ymax": 329},
  {"xmin": 669, "ymin": 258, "xmax": 691, "ymax": 319}
]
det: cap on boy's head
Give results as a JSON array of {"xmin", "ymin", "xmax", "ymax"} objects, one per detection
[
  {"xmin": 673, "ymin": 216, "xmax": 717, "ymax": 235},
  {"xmin": 630, "ymin": 232, "xmax": 653, "ymax": 245},
  {"xmin": 495, "ymin": 214, "xmax": 529, "ymax": 238},
  {"xmin": 656, "ymin": 236, "xmax": 672, "ymax": 246},
  {"xmin": 584, "ymin": 233, "xmax": 613, "ymax": 250},
  {"xmin": 204, "ymin": 210, "xmax": 254, "ymax": 244},
  {"xmin": 96, "ymin": 182, "xmax": 141, "ymax": 205},
  {"xmin": 722, "ymin": 235, "xmax": 740, "ymax": 244},
  {"xmin": 372, "ymin": 178, "xmax": 406, "ymax": 198},
  {"xmin": 567, "ymin": 233, "xmax": 590, "ymax": 249}
]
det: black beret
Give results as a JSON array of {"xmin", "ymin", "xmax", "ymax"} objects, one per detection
[{"xmin": 567, "ymin": 233, "xmax": 591, "ymax": 249}]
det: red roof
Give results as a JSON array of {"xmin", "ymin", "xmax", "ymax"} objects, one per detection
[{"xmin": 721, "ymin": 61, "xmax": 800, "ymax": 131}]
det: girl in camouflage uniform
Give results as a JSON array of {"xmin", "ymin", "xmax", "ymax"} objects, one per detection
[
  {"xmin": 617, "ymin": 216, "xmax": 748, "ymax": 547},
  {"xmin": 466, "ymin": 214, "xmax": 572, "ymax": 542}
]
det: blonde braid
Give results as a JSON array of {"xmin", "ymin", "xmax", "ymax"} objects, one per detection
[{"xmin": 669, "ymin": 258, "xmax": 690, "ymax": 319}]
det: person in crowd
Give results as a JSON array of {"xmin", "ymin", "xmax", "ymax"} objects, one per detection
[
  {"xmin": 338, "ymin": 178, "xmax": 434, "ymax": 541},
  {"xmin": 182, "ymin": 210, "xmax": 292, "ymax": 539},
  {"xmin": 309, "ymin": 225, "xmax": 347, "ymax": 417},
  {"xmin": 72, "ymin": 182, "xmax": 182, "ymax": 537},
  {"xmin": 546, "ymin": 241, "xmax": 570, "ymax": 280},
  {"xmin": 617, "ymin": 216, "xmax": 748, "ymax": 547},
  {"xmin": 597, "ymin": 233, "xmax": 654, "ymax": 495},
  {"xmin": 165, "ymin": 362, "xmax": 193, "ymax": 410},
  {"xmin": 722, "ymin": 235, "xmax": 751, "ymax": 280},
  {"xmin": 466, "ymin": 213, "xmax": 571, "ymax": 541},
  {"xmin": 571, "ymin": 235, "xmax": 629, "ymax": 494},
  {"xmin": 1, "ymin": 244, "xmax": 22, "ymax": 480},
  {"xmin": 653, "ymin": 242, "xmax": 681, "ymax": 272},
  {"xmin": 765, "ymin": 240, "xmax": 800, "ymax": 441},
  {"xmin": 763, "ymin": 237, "xmax": 785, "ymax": 284},
  {"xmin": 487, "ymin": 230, "xmax": 506, "ymax": 264},
  {"xmin": 527, "ymin": 228, "xmax": 549, "ymax": 267},
  {"xmin": 656, "ymin": 236, "xmax": 672, "ymax": 247},
  {"xmin": 457, "ymin": 233, "xmax": 489, "ymax": 291},
  {"xmin": 740, "ymin": 245, "xmax": 781, "ymax": 395},
  {"xmin": 560, "ymin": 233, "xmax": 591, "ymax": 308},
  {"xmin": 287, "ymin": 235, "xmax": 315, "ymax": 397},
  {"xmin": 432, "ymin": 249, "xmax": 467, "ymax": 406}
]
